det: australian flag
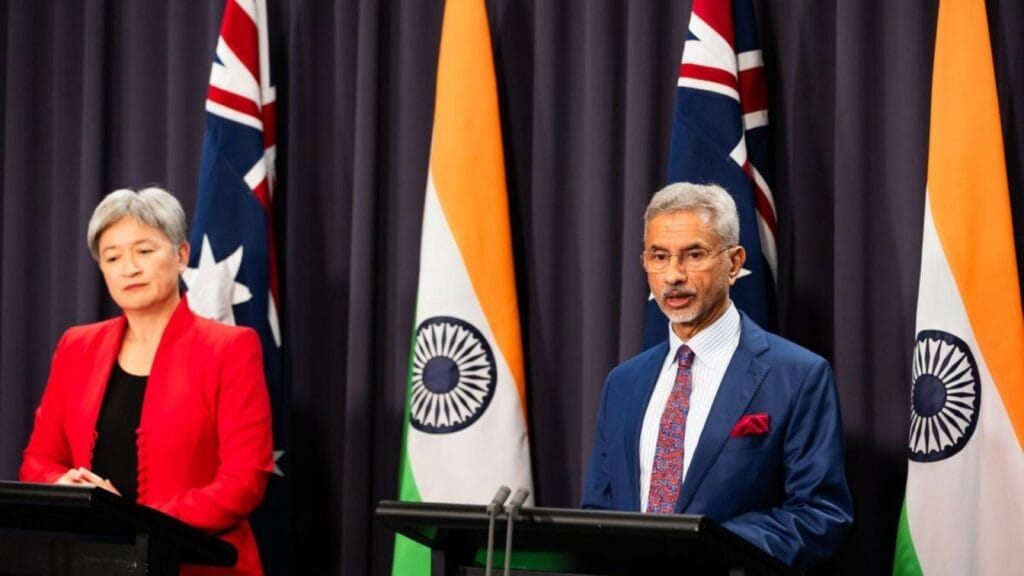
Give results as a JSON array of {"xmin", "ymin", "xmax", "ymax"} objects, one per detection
[
  {"xmin": 181, "ymin": 0, "xmax": 289, "ymax": 572},
  {"xmin": 643, "ymin": 0, "xmax": 778, "ymax": 348}
]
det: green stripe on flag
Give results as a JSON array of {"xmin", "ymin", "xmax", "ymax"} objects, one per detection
[
  {"xmin": 391, "ymin": 457, "xmax": 428, "ymax": 576},
  {"xmin": 393, "ymin": 314, "xmax": 429, "ymax": 576},
  {"xmin": 387, "ymin": 457, "xmax": 428, "ymax": 573},
  {"xmin": 397, "ymin": 317, "xmax": 419, "ymax": 503},
  {"xmin": 893, "ymin": 497, "xmax": 923, "ymax": 576},
  {"xmin": 392, "ymin": 535, "xmax": 429, "ymax": 576}
]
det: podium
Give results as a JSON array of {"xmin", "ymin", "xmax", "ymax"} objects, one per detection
[
  {"xmin": 377, "ymin": 500, "xmax": 794, "ymax": 576},
  {"xmin": 0, "ymin": 481, "xmax": 236, "ymax": 576}
]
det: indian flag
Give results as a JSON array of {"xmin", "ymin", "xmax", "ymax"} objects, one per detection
[
  {"xmin": 893, "ymin": 0, "xmax": 1024, "ymax": 574},
  {"xmin": 392, "ymin": 0, "xmax": 534, "ymax": 574}
]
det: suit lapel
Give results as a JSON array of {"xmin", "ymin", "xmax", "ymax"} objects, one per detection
[
  {"xmin": 139, "ymin": 297, "xmax": 197, "ymax": 433},
  {"xmin": 676, "ymin": 316, "xmax": 770, "ymax": 512},
  {"xmin": 79, "ymin": 317, "xmax": 127, "ymax": 464},
  {"xmin": 625, "ymin": 341, "xmax": 668, "ymax": 511}
]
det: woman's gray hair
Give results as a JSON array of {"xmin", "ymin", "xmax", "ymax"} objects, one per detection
[
  {"xmin": 86, "ymin": 187, "xmax": 188, "ymax": 260},
  {"xmin": 643, "ymin": 182, "xmax": 740, "ymax": 246}
]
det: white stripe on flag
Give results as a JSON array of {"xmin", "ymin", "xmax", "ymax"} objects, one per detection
[
  {"xmin": 737, "ymin": 50, "xmax": 763, "ymax": 71},
  {"xmin": 683, "ymin": 14, "xmax": 737, "ymax": 74},
  {"xmin": 210, "ymin": 38, "xmax": 261, "ymax": 103},
  {"xmin": 906, "ymin": 193, "xmax": 1024, "ymax": 575},
  {"xmin": 677, "ymin": 78, "xmax": 739, "ymax": 101},
  {"xmin": 742, "ymin": 110, "xmax": 768, "ymax": 130},
  {"xmin": 205, "ymin": 101, "xmax": 263, "ymax": 131},
  {"xmin": 406, "ymin": 171, "xmax": 533, "ymax": 505}
]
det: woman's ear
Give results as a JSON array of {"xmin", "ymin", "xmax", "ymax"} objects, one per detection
[{"xmin": 177, "ymin": 241, "xmax": 191, "ymax": 272}]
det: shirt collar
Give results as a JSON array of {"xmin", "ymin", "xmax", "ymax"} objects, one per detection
[{"xmin": 665, "ymin": 301, "xmax": 741, "ymax": 366}]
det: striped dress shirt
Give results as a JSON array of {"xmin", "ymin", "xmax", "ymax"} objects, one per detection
[{"xmin": 639, "ymin": 302, "xmax": 741, "ymax": 512}]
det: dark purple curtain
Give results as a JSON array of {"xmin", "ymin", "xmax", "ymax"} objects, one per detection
[{"xmin": 2, "ymin": 1, "xmax": 1022, "ymax": 574}]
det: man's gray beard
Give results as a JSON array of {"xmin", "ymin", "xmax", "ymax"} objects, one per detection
[{"xmin": 660, "ymin": 302, "xmax": 700, "ymax": 326}]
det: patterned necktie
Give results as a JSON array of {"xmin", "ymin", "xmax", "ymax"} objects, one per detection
[{"xmin": 646, "ymin": 345, "xmax": 695, "ymax": 514}]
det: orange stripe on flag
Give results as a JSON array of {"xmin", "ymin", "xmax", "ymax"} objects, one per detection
[
  {"xmin": 428, "ymin": 0, "xmax": 527, "ymax": 413},
  {"xmin": 927, "ymin": 0, "xmax": 1024, "ymax": 448}
]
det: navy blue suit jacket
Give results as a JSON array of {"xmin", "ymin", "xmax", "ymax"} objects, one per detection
[{"xmin": 581, "ymin": 313, "xmax": 853, "ymax": 570}]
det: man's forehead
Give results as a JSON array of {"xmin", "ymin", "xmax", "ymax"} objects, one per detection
[{"xmin": 645, "ymin": 211, "xmax": 714, "ymax": 240}]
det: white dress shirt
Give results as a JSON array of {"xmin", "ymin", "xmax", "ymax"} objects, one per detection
[{"xmin": 638, "ymin": 302, "xmax": 741, "ymax": 512}]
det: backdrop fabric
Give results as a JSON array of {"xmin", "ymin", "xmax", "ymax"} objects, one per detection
[{"xmin": 1, "ymin": 1, "xmax": 1022, "ymax": 574}]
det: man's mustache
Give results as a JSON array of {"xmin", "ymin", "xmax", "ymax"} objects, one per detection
[{"xmin": 662, "ymin": 284, "xmax": 697, "ymax": 299}]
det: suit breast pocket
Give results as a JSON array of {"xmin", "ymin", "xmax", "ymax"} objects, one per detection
[{"xmin": 722, "ymin": 433, "xmax": 774, "ymax": 452}]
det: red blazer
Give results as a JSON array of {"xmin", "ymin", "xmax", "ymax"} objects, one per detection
[{"xmin": 20, "ymin": 297, "xmax": 274, "ymax": 576}]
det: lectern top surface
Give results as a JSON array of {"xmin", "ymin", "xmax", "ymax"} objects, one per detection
[{"xmin": 0, "ymin": 480, "xmax": 236, "ymax": 567}]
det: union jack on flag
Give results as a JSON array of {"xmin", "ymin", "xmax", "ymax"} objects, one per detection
[
  {"xmin": 181, "ymin": 0, "xmax": 288, "ymax": 571},
  {"xmin": 644, "ymin": 0, "xmax": 778, "ymax": 348}
]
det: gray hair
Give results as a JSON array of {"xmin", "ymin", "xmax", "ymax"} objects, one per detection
[
  {"xmin": 643, "ymin": 182, "xmax": 740, "ymax": 246},
  {"xmin": 86, "ymin": 187, "xmax": 187, "ymax": 260}
]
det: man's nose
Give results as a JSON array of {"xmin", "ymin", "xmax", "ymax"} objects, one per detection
[{"xmin": 662, "ymin": 257, "xmax": 689, "ymax": 283}]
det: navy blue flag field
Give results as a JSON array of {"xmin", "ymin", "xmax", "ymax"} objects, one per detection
[
  {"xmin": 181, "ymin": 0, "xmax": 289, "ymax": 572},
  {"xmin": 644, "ymin": 0, "xmax": 778, "ymax": 349}
]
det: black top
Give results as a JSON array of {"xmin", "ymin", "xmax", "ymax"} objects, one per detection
[{"xmin": 91, "ymin": 362, "xmax": 148, "ymax": 502}]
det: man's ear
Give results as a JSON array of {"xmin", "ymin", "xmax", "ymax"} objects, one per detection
[{"xmin": 728, "ymin": 245, "xmax": 746, "ymax": 283}]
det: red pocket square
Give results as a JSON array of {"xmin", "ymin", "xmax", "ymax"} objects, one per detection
[{"xmin": 730, "ymin": 413, "xmax": 770, "ymax": 438}]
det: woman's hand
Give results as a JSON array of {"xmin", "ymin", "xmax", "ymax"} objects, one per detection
[
  {"xmin": 56, "ymin": 467, "xmax": 121, "ymax": 496},
  {"xmin": 55, "ymin": 467, "xmax": 88, "ymax": 486}
]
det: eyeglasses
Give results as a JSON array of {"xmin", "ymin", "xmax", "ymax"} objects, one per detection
[{"xmin": 642, "ymin": 246, "xmax": 733, "ymax": 272}]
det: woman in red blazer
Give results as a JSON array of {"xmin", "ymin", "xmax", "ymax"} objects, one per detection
[{"xmin": 20, "ymin": 187, "xmax": 274, "ymax": 576}]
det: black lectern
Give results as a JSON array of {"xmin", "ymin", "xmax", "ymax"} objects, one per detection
[
  {"xmin": 377, "ymin": 500, "xmax": 793, "ymax": 576},
  {"xmin": 0, "ymin": 481, "xmax": 236, "ymax": 576}
]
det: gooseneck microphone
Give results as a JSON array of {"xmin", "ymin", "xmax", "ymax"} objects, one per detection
[
  {"xmin": 484, "ymin": 485, "xmax": 511, "ymax": 576},
  {"xmin": 502, "ymin": 488, "xmax": 530, "ymax": 576}
]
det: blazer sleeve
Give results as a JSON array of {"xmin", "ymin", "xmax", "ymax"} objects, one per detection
[
  {"xmin": 581, "ymin": 371, "xmax": 614, "ymax": 509},
  {"xmin": 720, "ymin": 359, "xmax": 854, "ymax": 570},
  {"xmin": 149, "ymin": 328, "xmax": 274, "ymax": 532},
  {"xmin": 20, "ymin": 332, "xmax": 74, "ymax": 483}
]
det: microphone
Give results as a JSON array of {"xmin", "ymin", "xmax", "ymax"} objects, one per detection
[
  {"xmin": 487, "ymin": 485, "xmax": 512, "ymax": 515},
  {"xmin": 502, "ymin": 488, "xmax": 530, "ymax": 576},
  {"xmin": 484, "ymin": 486, "xmax": 511, "ymax": 576}
]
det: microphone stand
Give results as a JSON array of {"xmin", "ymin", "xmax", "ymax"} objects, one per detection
[
  {"xmin": 484, "ymin": 486, "xmax": 511, "ymax": 576},
  {"xmin": 502, "ymin": 488, "xmax": 530, "ymax": 576}
]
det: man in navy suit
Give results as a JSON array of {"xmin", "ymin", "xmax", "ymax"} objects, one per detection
[{"xmin": 582, "ymin": 182, "xmax": 853, "ymax": 570}]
